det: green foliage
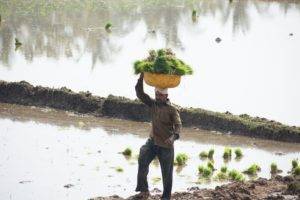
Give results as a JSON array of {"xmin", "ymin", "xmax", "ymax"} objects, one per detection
[
  {"xmin": 122, "ymin": 147, "xmax": 132, "ymax": 156},
  {"xmin": 223, "ymin": 147, "xmax": 232, "ymax": 159},
  {"xmin": 207, "ymin": 161, "xmax": 215, "ymax": 171},
  {"xmin": 199, "ymin": 151, "xmax": 208, "ymax": 159},
  {"xmin": 292, "ymin": 159, "xmax": 298, "ymax": 169},
  {"xmin": 221, "ymin": 166, "xmax": 228, "ymax": 173},
  {"xmin": 234, "ymin": 148, "xmax": 243, "ymax": 158},
  {"xmin": 105, "ymin": 23, "xmax": 112, "ymax": 30},
  {"xmin": 228, "ymin": 169, "xmax": 245, "ymax": 181},
  {"xmin": 192, "ymin": 9, "xmax": 197, "ymax": 17},
  {"xmin": 293, "ymin": 166, "xmax": 300, "ymax": 176},
  {"xmin": 198, "ymin": 165, "xmax": 212, "ymax": 178},
  {"xmin": 116, "ymin": 167, "xmax": 123, "ymax": 172},
  {"xmin": 133, "ymin": 49, "xmax": 193, "ymax": 75},
  {"xmin": 270, "ymin": 162, "xmax": 278, "ymax": 174},
  {"xmin": 198, "ymin": 165, "xmax": 205, "ymax": 174},
  {"xmin": 208, "ymin": 149, "xmax": 214, "ymax": 159},
  {"xmin": 243, "ymin": 164, "xmax": 261, "ymax": 176},
  {"xmin": 175, "ymin": 153, "xmax": 188, "ymax": 166},
  {"xmin": 216, "ymin": 171, "xmax": 228, "ymax": 180}
]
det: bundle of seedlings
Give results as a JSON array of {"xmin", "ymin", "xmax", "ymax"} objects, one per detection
[{"xmin": 134, "ymin": 48, "xmax": 193, "ymax": 89}]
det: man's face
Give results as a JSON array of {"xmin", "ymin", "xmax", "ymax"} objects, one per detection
[{"xmin": 155, "ymin": 91, "xmax": 168, "ymax": 102}]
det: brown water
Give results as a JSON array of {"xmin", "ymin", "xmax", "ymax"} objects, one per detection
[
  {"xmin": 0, "ymin": 0, "xmax": 300, "ymax": 126},
  {"xmin": 0, "ymin": 103, "xmax": 299, "ymax": 200}
]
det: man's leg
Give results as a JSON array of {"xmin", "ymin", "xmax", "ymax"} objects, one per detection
[
  {"xmin": 157, "ymin": 146, "xmax": 174, "ymax": 200},
  {"xmin": 136, "ymin": 139, "xmax": 156, "ymax": 193}
]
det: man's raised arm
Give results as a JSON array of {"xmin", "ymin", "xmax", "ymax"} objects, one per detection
[{"xmin": 135, "ymin": 73, "xmax": 154, "ymax": 107}]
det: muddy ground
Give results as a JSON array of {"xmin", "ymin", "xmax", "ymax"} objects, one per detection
[
  {"xmin": 90, "ymin": 175, "xmax": 300, "ymax": 200},
  {"xmin": 0, "ymin": 80, "xmax": 300, "ymax": 143}
]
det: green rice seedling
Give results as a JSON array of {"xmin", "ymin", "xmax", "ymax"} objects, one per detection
[
  {"xmin": 122, "ymin": 147, "xmax": 132, "ymax": 157},
  {"xmin": 293, "ymin": 166, "xmax": 300, "ymax": 176},
  {"xmin": 133, "ymin": 49, "xmax": 193, "ymax": 76},
  {"xmin": 216, "ymin": 171, "xmax": 228, "ymax": 180},
  {"xmin": 223, "ymin": 147, "xmax": 232, "ymax": 160},
  {"xmin": 192, "ymin": 9, "xmax": 197, "ymax": 17},
  {"xmin": 292, "ymin": 159, "xmax": 298, "ymax": 169},
  {"xmin": 116, "ymin": 167, "xmax": 123, "ymax": 172},
  {"xmin": 175, "ymin": 153, "xmax": 188, "ymax": 166},
  {"xmin": 221, "ymin": 166, "xmax": 228, "ymax": 173},
  {"xmin": 199, "ymin": 151, "xmax": 208, "ymax": 159},
  {"xmin": 234, "ymin": 148, "xmax": 243, "ymax": 158},
  {"xmin": 243, "ymin": 164, "xmax": 261, "ymax": 176},
  {"xmin": 208, "ymin": 149, "xmax": 214, "ymax": 159},
  {"xmin": 105, "ymin": 23, "xmax": 112, "ymax": 31},
  {"xmin": 228, "ymin": 169, "xmax": 245, "ymax": 181},
  {"xmin": 198, "ymin": 165, "xmax": 205, "ymax": 174},
  {"xmin": 207, "ymin": 161, "xmax": 215, "ymax": 171},
  {"xmin": 270, "ymin": 162, "xmax": 279, "ymax": 174},
  {"xmin": 203, "ymin": 167, "xmax": 213, "ymax": 178}
]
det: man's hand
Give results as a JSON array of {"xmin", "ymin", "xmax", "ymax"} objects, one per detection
[
  {"xmin": 164, "ymin": 135, "xmax": 175, "ymax": 145},
  {"xmin": 139, "ymin": 72, "xmax": 144, "ymax": 80}
]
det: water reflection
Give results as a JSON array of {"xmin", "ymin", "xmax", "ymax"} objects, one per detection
[
  {"xmin": 0, "ymin": 0, "xmax": 299, "ymax": 66},
  {"xmin": 0, "ymin": 0, "xmax": 300, "ymax": 126}
]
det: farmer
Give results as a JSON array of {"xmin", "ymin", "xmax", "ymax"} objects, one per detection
[{"xmin": 134, "ymin": 73, "xmax": 182, "ymax": 200}]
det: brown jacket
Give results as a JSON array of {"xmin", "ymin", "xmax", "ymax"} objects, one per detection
[{"xmin": 135, "ymin": 77, "xmax": 182, "ymax": 148}]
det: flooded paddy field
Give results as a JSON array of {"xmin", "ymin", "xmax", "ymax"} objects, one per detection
[{"xmin": 0, "ymin": 103, "xmax": 299, "ymax": 200}]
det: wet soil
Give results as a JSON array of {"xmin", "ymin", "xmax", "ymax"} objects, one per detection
[
  {"xmin": 90, "ymin": 175, "xmax": 300, "ymax": 200},
  {"xmin": 0, "ymin": 80, "xmax": 300, "ymax": 143}
]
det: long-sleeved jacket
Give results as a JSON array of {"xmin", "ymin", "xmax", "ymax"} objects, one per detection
[{"xmin": 135, "ymin": 77, "xmax": 182, "ymax": 148}]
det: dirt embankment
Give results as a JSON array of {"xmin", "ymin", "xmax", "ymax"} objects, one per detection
[
  {"xmin": 0, "ymin": 80, "xmax": 300, "ymax": 143},
  {"xmin": 91, "ymin": 176, "xmax": 300, "ymax": 200}
]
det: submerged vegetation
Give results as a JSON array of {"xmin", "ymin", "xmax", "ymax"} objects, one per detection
[
  {"xmin": 243, "ymin": 164, "xmax": 261, "ymax": 176},
  {"xmin": 271, "ymin": 162, "xmax": 282, "ymax": 174},
  {"xmin": 234, "ymin": 148, "xmax": 243, "ymax": 158},
  {"xmin": 133, "ymin": 49, "xmax": 193, "ymax": 75},
  {"xmin": 223, "ymin": 147, "xmax": 232, "ymax": 160},
  {"xmin": 122, "ymin": 147, "xmax": 132, "ymax": 157},
  {"xmin": 228, "ymin": 169, "xmax": 245, "ymax": 181},
  {"xmin": 175, "ymin": 153, "xmax": 188, "ymax": 166}
]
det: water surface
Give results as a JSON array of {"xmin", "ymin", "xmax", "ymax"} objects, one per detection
[{"xmin": 0, "ymin": 103, "xmax": 299, "ymax": 200}]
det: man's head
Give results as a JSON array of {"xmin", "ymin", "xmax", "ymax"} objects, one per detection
[{"xmin": 155, "ymin": 88, "xmax": 168, "ymax": 102}]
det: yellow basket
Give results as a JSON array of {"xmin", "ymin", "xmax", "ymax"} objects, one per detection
[{"xmin": 144, "ymin": 72, "xmax": 181, "ymax": 89}]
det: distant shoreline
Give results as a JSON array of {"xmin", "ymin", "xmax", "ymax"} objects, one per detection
[{"xmin": 0, "ymin": 80, "xmax": 299, "ymax": 143}]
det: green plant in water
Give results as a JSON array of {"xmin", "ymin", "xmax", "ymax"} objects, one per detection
[
  {"xmin": 292, "ymin": 159, "xmax": 298, "ymax": 169},
  {"xmin": 293, "ymin": 166, "xmax": 300, "ymax": 176},
  {"xmin": 199, "ymin": 151, "xmax": 208, "ymax": 159},
  {"xmin": 198, "ymin": 165, "xmax": 205, "ymax": 174},
  {"xmin": 116, "ymin": 167, "xmax": 123, "ymax": 172},
  {"xmin": 271, "ymin": 162, "xmax": 277, "ymax": 174},
  {"xmin": 105, "ymin": 23, "xmax": 112, "ymax": 31},
  {"xmin": 243, "ymin": 164, "xmax": 261, "ymax": 176},
  {"xmin": 228, "ymin": 169, "xmax": 245, "ymax": 181},
  {"xmin": 208, "ymin": 149, "xmax": 214, "ymax": 159},
  {"xmin": 234, "ymin": 148, "xmax": 243, "ymax": 158},
  {"xmin": 122, "ymin": 147, "xmax": 132, "ymax": 157},
  {"xmin": 175, "ymin": 153, "xmax": 188, "ymax": 166},
  {"xmin": 221, "ymin": 166, "xmax": 228, "ymax": 173},
  {"xmin": 203, "ymin": 167, "xmax": 213, "ymax": 178},
  {"xmin": 207, "ymin": 161, "xmax": 215, "ymax": 171},
  {"xmin": 192, "ymin": 9, "xmax": 197, "ymax": 17},
  {"xmin": 216, "ymin": 171, "xmax": 228, "ymax": 180},
  {"xmin": 133, "ymin": 49, "xmax": 193, "ymax": 76},
  {"xmin": 223, "ymin": 147, "xmax": 232, "ymax": 160}
]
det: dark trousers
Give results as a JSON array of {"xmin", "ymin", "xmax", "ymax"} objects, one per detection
[{"xmin": 135, "ymin": 138, "xmax": 174, "ymax": 199}]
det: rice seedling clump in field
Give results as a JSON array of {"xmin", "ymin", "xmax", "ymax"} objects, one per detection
[
  {"xmin": 175, "ymin": 153, "xmax": 188, "ymax": 166},
  {"xmin": 199, "ymin": 151, "xmax": 208, "ymax": 159},
  {"xmin": 234, "ymin": 148, "xmax": 243, "ymax": 158},
  {"xmin": 228, "ymin": 169, "xmax": 245, "ymax": 181},
  {"xmin": 293, "ymin": 166, "xmax": 300, "ymax": 176},
  {"xmin": 243, "ymin": 164, "xmax": 261, "ymax": 176},
  {"xmin": 122, "ymin": 147, "xmax": 132, "ymax": 157},
  {"xmin": 223, "ymin": 147, "xmax": 232, "ymax": 160},
  {"xmin": 292, "ymin": 159, "xmax": 298, "ymax": 169},
  {"xmin": 208, "ymin": 149, "xmax": 214, "ymax": 159}
]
